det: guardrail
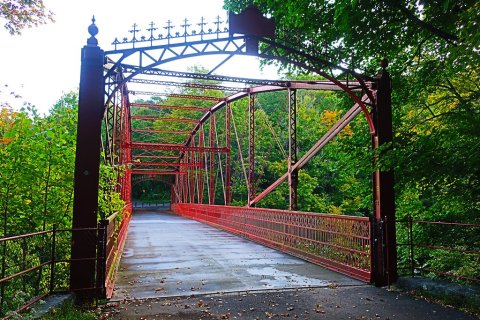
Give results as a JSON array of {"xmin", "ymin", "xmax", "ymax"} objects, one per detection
[
  {"xmin": 0, "ymin": 227, "xmax": 101, "ymax": 317},
  {"xmin": 172, "ymin": 204, "xmax": 372, "ymax": 282},
  {"xmin": 133, "ymin": 201, "xmax": 169, "ymax": 209},
  {"xmin": 0, "ymin": 203, "xmax": 133, "ymax": 316},
  {"xmin": 397, "ymin": 217, "xmax": 480, "ymax": 283},
  {"xmin": 104, "ymin": 203, "xmax": 132, "ymax": 298}
]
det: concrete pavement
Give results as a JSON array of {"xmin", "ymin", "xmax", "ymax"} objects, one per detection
[
  {"xmin": 112, "ymin": 210, "xmax": 361, "ymax": 301},
  {"xmin": 104, "ymin": 209, "xmax": 478, "ymax": 319}
]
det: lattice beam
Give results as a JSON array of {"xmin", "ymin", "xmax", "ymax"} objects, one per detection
[
  {"xmin": 130, "ymin": 103, "xmax": 209, "ymax": 112},
  {"xmin": 130, "ymin": 142, "xmax": 229, "ymax": 152}
]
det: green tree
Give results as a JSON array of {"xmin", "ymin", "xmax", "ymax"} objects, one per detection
[{"xmin": 1, "ymin": 0, "xmax": 54, "ymax": 34}]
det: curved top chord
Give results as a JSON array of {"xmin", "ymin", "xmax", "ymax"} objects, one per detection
[{"xmin": 111, "ymin": 15, "xmax": 229, "ymax": 51}]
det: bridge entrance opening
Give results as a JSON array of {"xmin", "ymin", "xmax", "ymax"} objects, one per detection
[{"xmin": 71, "ymin": 6, "xmax": 396, "ymax": 299}]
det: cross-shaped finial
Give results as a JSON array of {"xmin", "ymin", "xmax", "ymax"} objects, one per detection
[
  {"xmin": 164, "ymin": 20, "xmax": 174, "ymax": 38},
  {"xmin": 129, "ymin": 23, "xmax": 141, "ymax": 47},
  {"xmin": 214, "ymin": 16, "xmax": 223, "ymax": 39},
  {"xmin": 214, "ymin": 16, "xmax": 223, "ymax": 32},
  {"xmin": 181, "ymin": 18, "xmax": 191, "ymax": 41},
  {"xmin": 147, "ymin": 21, "xmax": 157, "ymax": 45},
  {"xmin": 197, "ymin": 17, "xmax": 206, "ymax": 39}
]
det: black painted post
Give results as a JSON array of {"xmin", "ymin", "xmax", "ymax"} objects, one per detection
[
  {"xmin": 372, "ymin": 59, "xmax": 397, "ymax": 286},
  {"xmin": 70, "ymin": 17, "xmax": 105, "ymax": 300}
]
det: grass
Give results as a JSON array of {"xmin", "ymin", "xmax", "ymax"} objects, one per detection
[{"xmin": 41, "ymin": 301, "xmax": 97, "ymax": 320}]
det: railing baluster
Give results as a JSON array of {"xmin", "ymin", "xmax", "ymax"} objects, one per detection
[{"xmin": 49, "ymin": 224, "xmax": 57, "ymax": 293}]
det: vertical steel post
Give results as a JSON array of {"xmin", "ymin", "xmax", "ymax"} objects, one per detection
[
  {"xmin": 372, "ymin": 59, "xmax": 397, "ymax": 286},
  {"xmin": 49, "ymin": 224, "xmax": 57, "ymax": 293},
  {"xmin": 408, "ymin": 215, "xmax": 415, "ymax": 277},
  {"xmin": 225, "ymin": 103, "xmax": 232, "ymax": 205},
  {"xmin": 209, "ymin": 114, "xmax": 215, "ymax": 205},
  {"xmin": 288, "ymin": 89, "xmax": 298, "ymax": 211},
  {"xmin": 170, "ymin": 184, "xmax": 175, "ymax": 205},
  {"xmin": 123, "ymin": 91, "xmax": 132, "ymax": 204},
  {"xmin": 182, "ymin": 158, "xmax": 188, "ymax": 203},
  {"xmin": 184, "ymin": 151, "xmax": 189, "ymax": 202},
  {"xmin": 198, "ymin": 126, "xmax": 205, "ymax": 204},
  {"xmin": 248, "ymin": 93, "xmax": 256, "ymax": 206},
  {"xmin": 189, "ymin": 144, "xmax": 195, "ymax": 203},
  {"xmin": 70, "ymin": 18, "xmax": 104, "ymax": 299},
  {"xmin": 96, "ymin": 219, "xmax": 108, "ymax": 299}
]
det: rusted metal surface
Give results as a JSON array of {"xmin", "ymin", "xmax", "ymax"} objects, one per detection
[
  {"xmin": 248, "ymin": 93, "xmax": 256, "ymax": 206},
  {"xmin": 397, "ymin": 218, "xmax": 480, "ymax": 283},
  {"xmin": 172, "ymin": 204, "xmax": 372, "ymax": 282},
  {"xmin": 130, "ymin": 103, "xmax": 209, "ymax": 112},
  {"xmin": 71, "ymin": 17, "xmax": 105, "ymax": 295},
  {"xmin": 229, "ymin": 5, "xmax": 275, "ymax": 38},
  {"xmin": 288, "ymin": 88, "xmax": 298, "ymax": 211},
  {"xmin": 0, "ymin": 227, "xmax": 103, "ymax": 316},
  {"xmin": 130, "ymin": 142, "xmax": 229, "ymax": 153},
  {"xmin": 371, "ymin": 63, "xmax": 397, "ymax": 286},
  {"xmin": 131, "ymin": 170, "xmax": 187, "ymax": 175},
  {"xmin": 249, "ymin": 98, "xmax": 367, "ymax": 206},
  {"xmin": 131, "ymin": 116, "xmax": 198, "ymax": 123},
  {"xmin": 105, "ymin": 203, "xmax": 132, "ymax": 298}
]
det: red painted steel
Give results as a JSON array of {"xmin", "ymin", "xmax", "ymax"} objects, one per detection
[
  {"xmin": 131, "ymin": 116, "xmax": 198, "ymax": 123},
  {"xmin": 131, "ymin": 103, "xmax": 209, "ymax": 112},
  {"xmin": 133, "ymin": 155, "xmax": 179, "ymax": 159},
  {"xmin": 132, "ymin": 161, "xmax": 201, "ymax": 167},
  {"xmin": 250, "ymin": 100, "xmax": 365, "ymax": 206},
  {"xmin": 171, "ymin": 204, "xmax": 372, "ymax": 282},
  {"xmin": 131, "ymin": 170, "xmax": 187, "ymax": 175},
  {"xmin": 130, "ymin": 142, "xmax": 229, "ymax": 152},
  {"xmin": 132, "ymin": 129, "xmax": 192, "ymax": 135},
  {"xmin": 129, "ymin": 91, "xmax": 223, "ymax": 101},
  {"xmin": 105, "ymin": 203, "xmax": 132, "ymax": 298}
]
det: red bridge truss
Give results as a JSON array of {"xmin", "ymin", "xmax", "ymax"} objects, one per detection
[{"xmin": 70, "ymin": 6, "xmax": 396, "ymax": 299}]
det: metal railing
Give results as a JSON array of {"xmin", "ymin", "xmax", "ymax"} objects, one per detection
[
  {"xmin": 133, "ymin": 201, "xmax": 169, "ymax": 209},
  {"xmin": 397, "ymin": 217, "xmax": 480, "ymax": 283},
  {"xmin": 0, "ymin": 202, "xmax": 134, "ymax": 316},
  {"xmin": 0, "ymin": 226, "xmax": 102, "ymax": 317},
  {"xmin": 172, "ymin": 204, "xmax": 372, "ymax": 282},
  {"xmin": 104, "ymin": 203, "xmax": 132, "ymax": 298}
]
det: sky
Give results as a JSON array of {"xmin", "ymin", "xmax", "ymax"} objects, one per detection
[{"xmin": 0, "ymin": 0, "xmax": 279, "ymax": 114}]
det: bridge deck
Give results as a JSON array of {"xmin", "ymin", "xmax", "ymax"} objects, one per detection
[{"xmin": 112, "ymin": 209, "xmax": 363, "ymax": 300}]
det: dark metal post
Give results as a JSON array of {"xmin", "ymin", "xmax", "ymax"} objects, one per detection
[
  {"xmin": 49, "ymin": 224, "xmax": 57, "ymax": 293},
  {"xmin": 248, "ymin": 93, "xmax": 256, "ymax": 206},
  {"xmin": 70, "ymin": 18, "xmax": 105, "ymax": 298},
  {"xmin": 408, "ymin": 216, "xmax": 415, "ymax": 277},
  {"xmin": 96, "ymin": 219, "xmax": 108, "ymax": 299},
  {"xmin": 288, "ymin": 88, "xmax": 298, "ymax": 211},
  {"xmin": 372, "ymin": 59, "xmax": 397, "ymax": 286}
]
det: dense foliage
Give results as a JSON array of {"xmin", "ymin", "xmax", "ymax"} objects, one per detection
[
  {"xmin": 223, "ymin": 1, "xmax": 479, "ymax": 282},
  {"xmin": 0, "ymin": 93, "xmax": 124, "ymax": 315},
  {"xmin": 0, "ymin": 0, "xmax": 54, "ymax": 34}
]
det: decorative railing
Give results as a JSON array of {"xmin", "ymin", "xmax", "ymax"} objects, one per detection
[
  {"xmin": 111, "ymin": 16, "xmax": 229, "ymax": 51},
  {"xmin": 171, "ymin": 204, "xmax": 372, "ymax": 282}
]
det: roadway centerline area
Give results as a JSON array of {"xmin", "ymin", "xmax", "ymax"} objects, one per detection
[{"xmin": 112, "ymin": 209, "xmax": 363, "ymax": 301}]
